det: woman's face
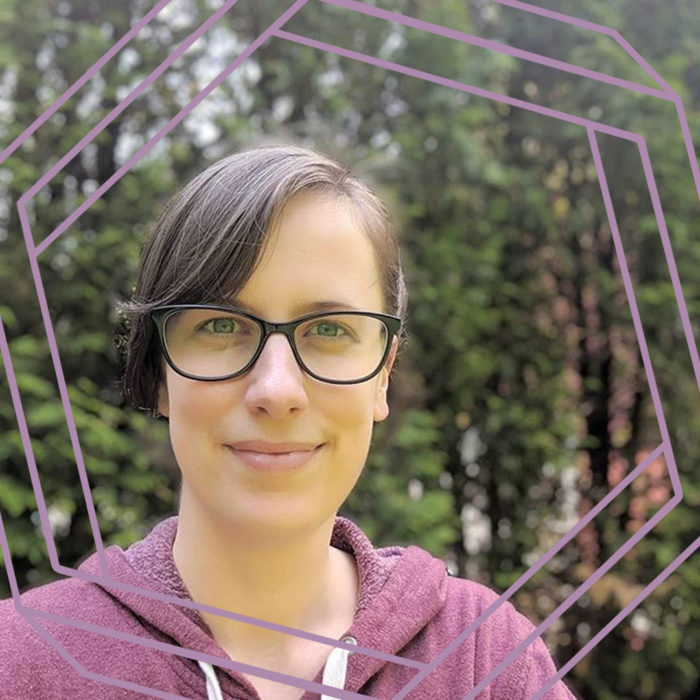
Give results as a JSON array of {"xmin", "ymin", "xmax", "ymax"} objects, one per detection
[{"xmin": 157, "ymin": 192, "xmax": 397, "ymax": 538}]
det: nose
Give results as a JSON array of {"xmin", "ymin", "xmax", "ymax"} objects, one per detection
[{"xmin": 243, "ymin": 332, "xmax": 309, "ymax": 418}]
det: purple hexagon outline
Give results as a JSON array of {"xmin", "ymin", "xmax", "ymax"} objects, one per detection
[
  {"xmin": 1, "ymin": 4, "xmax": 429, "ymax": 697},
  {"xmin": 0, "ymin": 0, "xmax": 697, "ymax": 697}
]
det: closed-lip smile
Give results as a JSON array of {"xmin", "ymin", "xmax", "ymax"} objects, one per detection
[
  {"xmin": 228, "ymin": 441, "xmax": 321, "ymax": 454},
  {"xmin": 226, "ymin": 441, "xmax": 324, "ymax": 472}
]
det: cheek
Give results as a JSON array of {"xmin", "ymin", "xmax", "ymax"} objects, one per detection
[
  {"xmin": 166, "ymin": 382, "xmax": 225, "ymax": 450},
  {"xmin": 328, "ymin": 386, "xmax": 378, "ymax": 445}
]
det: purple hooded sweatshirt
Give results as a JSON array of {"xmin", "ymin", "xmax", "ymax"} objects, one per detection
[{"xmin": 0, "ymin": 517, "xmax": 576, "ymax": 699}]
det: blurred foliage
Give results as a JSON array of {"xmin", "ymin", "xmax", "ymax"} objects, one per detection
[{"xmin": 0, "ymin": 0, "xmax": 699, "ymax": 697}]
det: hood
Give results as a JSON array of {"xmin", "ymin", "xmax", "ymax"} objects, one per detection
[{"xmin": 75, "ymin": 516, "xmax": 449, "ymax": 699}]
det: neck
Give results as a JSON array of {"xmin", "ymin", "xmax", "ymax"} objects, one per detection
[{"xmin": 173, "ymin": 489, "xmax": 354, "ymax": 654}]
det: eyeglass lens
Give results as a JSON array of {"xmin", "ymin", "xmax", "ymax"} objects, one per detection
[{"xmin": 162, "ymin": 309, "xmax": 389, "ymax": 381}]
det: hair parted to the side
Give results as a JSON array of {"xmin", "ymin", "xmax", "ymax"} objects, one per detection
[{"xmin": 118, "ymin": 145, "xmax": 408, "ymax": 414}]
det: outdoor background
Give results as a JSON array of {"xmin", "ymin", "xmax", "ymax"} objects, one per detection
[{"xmin": 1, "ymin": 1, "xmax": 699, "ymax": 698}]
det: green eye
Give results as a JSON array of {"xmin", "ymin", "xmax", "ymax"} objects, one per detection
[
  {"xmin": 202, "ymin": 317, "xmax": 237, "ymax": 333},
  {"xmin": 312, "ymin": 322, "xmax": 345, "ymax": 337}
]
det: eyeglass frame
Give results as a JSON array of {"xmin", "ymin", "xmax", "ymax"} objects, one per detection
[{"xmin": 151, "ymin": 304, "xmax": 402, "ymax": 385}]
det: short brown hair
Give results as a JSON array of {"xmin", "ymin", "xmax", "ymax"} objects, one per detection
[{"xmin": 119, "ymin": 145, "xmax": 407, "ymax": 413}]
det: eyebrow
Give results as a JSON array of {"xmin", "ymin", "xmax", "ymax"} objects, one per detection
[{"xmin": 228, "ymin": 299, "xmax": 364, "ymax": 316}]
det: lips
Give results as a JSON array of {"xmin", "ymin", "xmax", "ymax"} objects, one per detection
[
  {"xmin": 226, "ymin": 441, "xmax": 323, "ymax": 471},
  {"xmin": 228, "ymin": 441, "xmax": 321, "ymax": 454}
]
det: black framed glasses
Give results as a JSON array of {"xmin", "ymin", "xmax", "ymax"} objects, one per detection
[{"xmin": 151, "ymin": 304, "xmax": 401, "ymax": 385}]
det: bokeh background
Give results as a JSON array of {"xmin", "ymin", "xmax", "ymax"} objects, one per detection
[{"xmin": 1, "ymin": 1, "xmax": 699, "ymax": 698}]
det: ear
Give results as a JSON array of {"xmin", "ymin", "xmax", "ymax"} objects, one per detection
[
  {"xmin": 157, "ymin": 374, "xmax": 170, "ymax": 418},
  {"xmin": 373, "ymin": 336, "xmax": 398, "ymax": 423}
]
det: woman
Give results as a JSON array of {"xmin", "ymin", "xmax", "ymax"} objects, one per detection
[{"xmin": 0, "ymin": 146, "xmax": 576, "ymax": 699}]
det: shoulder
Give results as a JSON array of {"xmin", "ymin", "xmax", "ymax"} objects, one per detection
[
  {"xmin": 0, "ymin": 576, "xmax": 148, "ymax": 697},
  {"xmin": 0, "ymin": 570, "xmax": 129, "ymax": 635},
  {"xmin": 437, "ymin": 576, "xmax": 575, "ymax": 699},
  {"xmin": 442, "ymin": 575, "xmax": 533, "ymax": 640},
  {"xmin": 0, "ymin": 575, "xmax": 104, "ymax": 639},
  {"xmin": 0, "ymin": 579, "xmax": 99, "ymax": 692},
  {"xmin": 387, "ymin": 561, "xmax": 574, "ymax": 699},
  {"xmin": 413, "ymin": 573, "xmax": 534, "ymax": 657}
]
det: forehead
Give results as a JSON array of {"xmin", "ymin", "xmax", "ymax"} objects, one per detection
[{"xmin": 235, "ymin": 193, "xmax": 384, "ymax": 317}]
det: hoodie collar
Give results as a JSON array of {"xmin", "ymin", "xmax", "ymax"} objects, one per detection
[{"xmin": 79, "ymin": 516, "xmax": 448, "ymax": 697}]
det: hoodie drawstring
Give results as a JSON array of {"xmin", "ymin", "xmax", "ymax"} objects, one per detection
[
  {"xmin": 321, "ymin": 636, "xmax": 356, "ymax": 699},
  {"xmin": 198, "ymin": 636, "xmax": 356, "ymax": 700},
  {"xmin": 198, "ymin": 659, "xmax": 224, "ymax": 700},
  {"xmin": 199, "ymin": 660, "xmax": 225, "ymax": 700}
]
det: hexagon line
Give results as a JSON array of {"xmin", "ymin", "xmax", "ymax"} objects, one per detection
[
  {"xmin": 328, "ymin": 0, "xmax": 700, "ymax": 208},
  {"xmin": 0, "ymin": 312, "xmax": 391, "ymax": 698},
  {"xmin": 273, "ymin": 16, "xmax": 683, "ymax": 651},
  {"xmin": 17, "ymin": 0, "xmax": 314, "ymax": 581},
  {"xmin": 0, "ymin": 316, "xmax": 58, "ymax": 578},
  {"xmin": 9, "ymin": 0, "xmax": 256, "ymax": 585},
  {"xmin": 266, "ymin": 21, "xmax": 695, "ymax": 697},
  {"xmin": 14, "ymin": 601, "xmax": 193, "ymax": 699},
  {"xmin": 0, "ymin": 519, "xmax": 420, "ymax": 680},
  {"xmin": 635, "ymin": 131, "xmax": 700, "ymax": 403},
  {"xmin": 490, "ymin": 0, "xmax": 700, "ymax": 204},
  {"xmin": 492, "ymin": 0, "xmax": 674, "ymax": 91},
  {"xmin": 591, "ymin": 130, "xmax": 684, "ymax": 500},
  {"xmin": 0, "ymin": 276, "xmax": 411, "ymax": 673},
  {"xmin": 18, "ymin": 603, "xmax": 374, "ymax": 700},
  {"xmin": 275, "ymin": 29, "xmax": 643, "ymax": 141},
  {"xmin": 1, "ymin": 0, "xmax": 697, "ymax": 697},
  {"xmin": 529, "ymin": 533, "xmax": 700, "ymax": 700},
  {"xmin": 0, "ymin": 511, "xmax": 421, "ymax": 676},
  {"xmin": 7, "ymin": 0, "xmax": 439, "ymax": 694},
  {"xmin": 29, "ymin": 0, "xmax": 248, "ymax": 256},
  {"xmin": 453, "ymin": 124, "xmax": 689, "ymax": 700},
  {"xmin": 457, "ymin": 492, "xmax": 684, "ymax": 699},
  {"xmin": 321, "ymin": 0, "xmax": 671, "ymax": 100},
  {"xmin": 0, "ymin": 0, "xmax": 177, "ymax": 166}
]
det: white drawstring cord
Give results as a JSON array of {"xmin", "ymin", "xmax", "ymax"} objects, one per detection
[
  {"xmin": 321, "ymin": 636, "xmax": 356, "ymax": 699},
  {"xmin": 198, "ymin": 636, "xmax": 357, "ymax": 699},
  {"xmin": 198, "ymin": 660, "xmax": 225, "ymax": 700}
]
